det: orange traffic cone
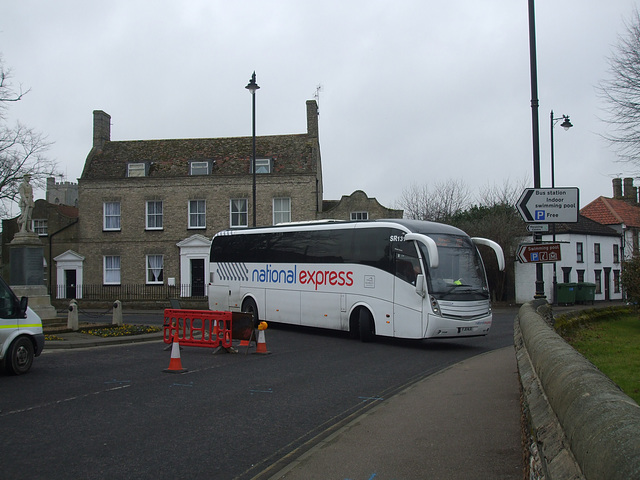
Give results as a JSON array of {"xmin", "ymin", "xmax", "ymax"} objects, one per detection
[
  {"xmin": 164, "ymin": 333, "xmax": 187, "ymax": 373},
  {"xmin": 254, "ymin": 321, "xmax": 270, "ymax": 355}
]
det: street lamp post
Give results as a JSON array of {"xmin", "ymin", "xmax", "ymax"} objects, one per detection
[
  {"xmin": 527, "ymin": 0, "xmax": 545, "ymax": 298},
  {"xmin": 245, "ymin": 72, "xmax": 260, "ymax": 227},
  {"xmin": 550, "ymin": 110, "xmax": 573, "ymax": 303}
]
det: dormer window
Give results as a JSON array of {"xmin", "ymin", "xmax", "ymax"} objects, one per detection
[
  {"xmin": 127, "ymin": 163, "xmax": 146, "ymax": 177},
  {"xmin": 190, "ymin": 161, "xmax": 210, "ymax": 175},
  {"xmin": 251, "ymin": 158, "xmax": 272, "ymax": 174}
]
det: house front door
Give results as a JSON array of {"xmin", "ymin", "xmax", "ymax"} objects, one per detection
[
  {"xmin": 191, "ymin": 259, "xmax": 205, "ymax": 297},
  {"xmin": 65, "ymin": 269, "xmax": 77, "ymax": 299},
  {"xmin": 604, "ymin": 267, "xmax": 611, "ymax": 301}
]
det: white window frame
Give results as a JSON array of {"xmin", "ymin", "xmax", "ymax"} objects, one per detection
[
  {"xmin": 146, "ymin": 254, "xmax": 164, "ymax": 284},
  {"xmin": 32, "ymin": 219, "xmax": 48, "ymax": 236},
  {"xmin": 189, "ymin": 199, "xmax": 206, "ymax": 229},
  {"xmin": 351, "ymin": 211, "xmax": 369, "ymax": 221},
  {"xmin": 251, "ymin": 158, "xmax": 271, "ymax": 174},
  {"xmin": 146, "ymin": 201, "xmax": 163, "ymax": 230},
  {"xmin": 273, "ymin": 197, "xmax": 291, "ymax": 225},
  {"xmin": 230, "ymin": 198, "xmax": 248, "ymax": 228},
  {"xmin": 103, "ymin": 255, "xmax": 121, "ymax": 285},
  {"xmin": 127, "ymin": 163, "xmax": 146, "ymax": 177},
  {"xmin": 103, "ymin": 202, "xmax": 121, "ymax": 231},
  {"xmin": 190, "ymin": 161, "xmax": 209, "ymax": 175}
]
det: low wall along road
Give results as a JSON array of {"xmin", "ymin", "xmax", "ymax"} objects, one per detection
[{"xmin": 515, "ymin": 300, "xmax": 640, "ymax": 480}]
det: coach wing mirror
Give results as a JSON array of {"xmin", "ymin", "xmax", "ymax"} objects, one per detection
[
  {"xmin": 415, "ymin": 274, "xmax": 426, "ymax": 297},
  {"xmin": 471, "ymin": 237, "xmax": 505, "ymax": 271},
  {"xmin": 404, "ymin": 233, "xmax": 439, "ymax": 269}
]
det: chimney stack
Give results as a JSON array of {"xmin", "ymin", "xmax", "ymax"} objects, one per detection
[
  {"xmin": 613, "ymin": 178, "xmax": 623, "ymax": 198},
  {"xmin": 93, "ymin": 110, "xmax": 111, "ymax": 150},
  {"xmin": 306, "ymin": 100, "xmax": 319, "ymax": 138},
  {"xmin": 623, "ymin": 177, "xmax": 638, "ymax": 204}
]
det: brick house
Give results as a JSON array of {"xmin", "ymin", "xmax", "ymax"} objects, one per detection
[
  {"xmin": 55, "ymin": 99, "xmax": 401, "ymax": 302},
  {"xmin": 581, "ymin": 178, "xmax": 640, "ymax": 260}
]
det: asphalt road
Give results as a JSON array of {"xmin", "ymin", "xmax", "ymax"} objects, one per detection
[{"xmin": 1, "ymin": 307, "xmax": 516, "ymax": 479}]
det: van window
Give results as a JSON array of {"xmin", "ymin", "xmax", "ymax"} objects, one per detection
[{"xmin": 0, "ymin": 277, "xmax": 17, "ymax": 318}]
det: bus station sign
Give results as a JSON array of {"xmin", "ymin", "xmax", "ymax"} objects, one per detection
[
  {"xmin": 517, "ymin": 243, "xmax": 561, "ymax": 263},
  {"xmin": 517, "ymin": 188, "xmax": 579, "ymax": 223}
]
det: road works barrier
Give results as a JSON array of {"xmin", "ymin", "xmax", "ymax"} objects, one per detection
[
  {"xmin": 515, "ymin": 300, "xmax": 640, "ymax": 480},
  {"xmin": 163, "ymin": 309, "xmax": 232, "ymax": 350},
  {"xmin": 163, "ymin": 309, "xmax": 255, "ymax": 353}
]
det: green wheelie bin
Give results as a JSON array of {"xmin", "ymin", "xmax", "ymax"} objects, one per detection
[
  {"xmin": 576, "ymin": 282, "xmax": 596, "ymax": 304},
  {"xmin": 556, "ymin": 283, "xmax": 577, "ymax": 305}
]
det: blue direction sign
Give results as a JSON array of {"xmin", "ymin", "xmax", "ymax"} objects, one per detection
[{"xmin": 517, "ymin": 187, "xmax": 579, "ymax": 223}]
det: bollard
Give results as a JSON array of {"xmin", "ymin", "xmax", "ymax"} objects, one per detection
[
  {"xmin": 112, "ymin": 300, "xmax": 123, "ymax": 326},
  {"xmin": 67, "ymin": 299, "xmax": 79, "ymax": 331}
]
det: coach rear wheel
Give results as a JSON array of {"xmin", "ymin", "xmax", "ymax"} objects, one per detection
[
  {"xmin": 242, "ymin": 298, "xmax": 259, "ymax": 328},
  {"xmin": 358, "ymin": 308, "xmax": 375, "ymax": 343}
]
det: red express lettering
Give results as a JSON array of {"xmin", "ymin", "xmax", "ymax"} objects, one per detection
[{"xmin": 299, "ymin": 269, "xmax": 354, "ymax": 290}]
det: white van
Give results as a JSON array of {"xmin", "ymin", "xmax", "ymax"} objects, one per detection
[{"xmin": 0, "ymin": 275, "xmax": 45, "ymax": 375}]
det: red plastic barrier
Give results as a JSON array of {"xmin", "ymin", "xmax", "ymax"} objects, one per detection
[{"xmin": 163, "ymin": 309, "xmax": 232, "ymax": 349}]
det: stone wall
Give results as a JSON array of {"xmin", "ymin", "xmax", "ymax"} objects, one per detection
[{"xmin": 515, "ymin": 301, "xmax": 640, "ymax": 479}]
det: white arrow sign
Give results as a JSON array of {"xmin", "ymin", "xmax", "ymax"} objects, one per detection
[{"xmin": 517, "ymin": 187, "xmax": 579, "ymax": 223}]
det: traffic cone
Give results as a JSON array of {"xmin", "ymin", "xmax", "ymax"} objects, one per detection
[
  {"xmin": 254, "ymin": 321, "xmax": 270, "ymax": 355},
  {"xmin": 163, "ymin": 333, "xmax": 187, "ymax": 373}
]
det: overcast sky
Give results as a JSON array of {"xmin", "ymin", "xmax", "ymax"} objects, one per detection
[{"xmin": 2, "ymin": 0, "xmax": 639, "ymax": 216}]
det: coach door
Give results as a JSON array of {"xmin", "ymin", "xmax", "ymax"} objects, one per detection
[{"xmin": 392, "ymin": 243, "xmax": 424, "ymax": 338}]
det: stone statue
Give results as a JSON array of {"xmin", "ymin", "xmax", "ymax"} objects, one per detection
[{"xmin": 17, "ymin": 174, "xmax": 34, "ymax": 233}]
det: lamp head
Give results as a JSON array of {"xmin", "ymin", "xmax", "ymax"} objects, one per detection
[
  {"xmin": 245, "ymin": 71, "xmax": 260, "ymax": 94},
  {"xmin": 560, "ymin": 115, "xmax": 573, "ymax": 131}
]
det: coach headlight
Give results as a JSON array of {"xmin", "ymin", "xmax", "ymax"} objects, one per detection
[{"xmin": 430, "ymin": 296, "xmax": 440, "ymax": 315}]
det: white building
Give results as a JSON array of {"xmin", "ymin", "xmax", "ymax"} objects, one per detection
[{"xmin": 515, "ymin": 215, "xmax": 622, "ymax": 304}]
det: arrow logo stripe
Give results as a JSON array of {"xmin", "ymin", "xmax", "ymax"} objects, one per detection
[{"xmin": 518, "ymin": 189, "xmax": 534, "ymax": 221}]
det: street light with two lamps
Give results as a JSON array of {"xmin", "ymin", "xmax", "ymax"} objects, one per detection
[{"xmin": 550, "ymin": 110, "xmax": 573, "ymax": 303}]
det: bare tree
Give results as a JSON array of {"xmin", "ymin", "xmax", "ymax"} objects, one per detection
[
  {"xmin": 396, "ymin": 179, "xmax": 472, "ymax": 222},
  {"xmin": 0, "ymin": 56, "xmax": 57, "ymax": 218},
  {"xmin": 598, "ymin": 8, "xmax": 640, "ymax": 163},
  {"xmin": 477, "ymin": 177, "xmax": 529, "ymax": 207}
]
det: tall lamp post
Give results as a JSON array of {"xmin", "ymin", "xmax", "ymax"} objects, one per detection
[
  {"xmin": 527, "ymin": 0, "xmax": 545, "ymax": 298},
  {"xmin": 245, "ymin": 72, "xmax": 260, "ymax": 227},
  {"xmin": 550, "ymin": 110, "xmax": 573, "ymax": 303}
]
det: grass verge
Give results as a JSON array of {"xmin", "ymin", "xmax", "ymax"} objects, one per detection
[
  {"xmin": 44, "ymin": 324, "xmax": 161, "ymax": 341},
  {"xmin": 557, "ymin": 308, "xmax": 640, "ymax": 404}
]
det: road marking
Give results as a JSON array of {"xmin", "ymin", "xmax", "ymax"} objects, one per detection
[
  {"xmin": 170, "ymin": 382, "xmax": 194, "ymax": 388},
  {"xmin": 0, "ymin": 384, "xmax": 131, "ymax": 417},
  {"xmin": 358, "ymin": 396, "xmax": 383, "ymax": 403},
  {"xmin": 250, "ymin": 388, "xmax": 273, "ymax": 394}
]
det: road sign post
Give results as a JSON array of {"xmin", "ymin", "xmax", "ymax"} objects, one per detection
[{"xmin": 516, "ymin": 187, "xmax": 578, "ymax": 300}]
